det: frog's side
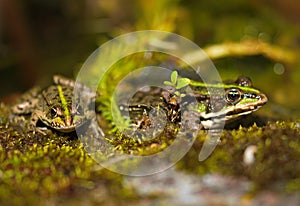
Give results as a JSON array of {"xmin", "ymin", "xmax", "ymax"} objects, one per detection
[
  {"xmin": 10, "ymin": 75, "xmax": 95, "ymax": 133},
  {"xmin": 120, "ymin": 76, "xmax": 268, "ymax": 129}
]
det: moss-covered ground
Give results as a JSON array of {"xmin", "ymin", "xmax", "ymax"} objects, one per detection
[{"xmin": 1, "ymin": 100, "xmax": 300, "ymax": 205}]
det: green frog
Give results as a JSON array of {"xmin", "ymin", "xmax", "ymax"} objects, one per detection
[
  {"xmin": 120, "ymin": 74, "xmax": 268, "ymax": 130},
  {"xmin": 10, "ymin": 75, "xmax": 95, "ymax": 133}
]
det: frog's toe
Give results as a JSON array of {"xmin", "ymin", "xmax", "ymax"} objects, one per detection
[{"xmin": 32, "ymin": 127, "xmax": 49, "ymax": 136}]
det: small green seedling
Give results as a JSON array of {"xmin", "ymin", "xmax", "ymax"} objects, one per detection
[{"xmin": 164, "ymin": 71, "xmax": 191, "ymax": 98}]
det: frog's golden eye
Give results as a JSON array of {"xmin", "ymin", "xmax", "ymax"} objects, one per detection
[{"xmin": 225, "ymin": 89, "xmax": 242, "ymax": 104}]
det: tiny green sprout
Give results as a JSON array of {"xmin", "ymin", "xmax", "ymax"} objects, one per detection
[
  {"xmin": 164, "ymin": 71, "xmax": 179, "ymax": 87},
  {"xmin": 171, "ymin": 70, "xmax": 178, "ymax": 85},
  {"xmin": 174, "ymin": 91, "xmax": 181, "ymax": 97},
  {"xmin": 164, "ymin": 71, "xmax": 191, "ymax": 98},
  {"xmin": 164, "ymin": 81, "xmax": 175, "ymax": 87},
  {"xmin": 176, "ymin": 77, "xmax": 190, "ymax": 89}
]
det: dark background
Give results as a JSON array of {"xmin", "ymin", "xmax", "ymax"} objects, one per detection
[{"xmin": 1, "ymin": 0, "xmax": 300, "ymax": 118}]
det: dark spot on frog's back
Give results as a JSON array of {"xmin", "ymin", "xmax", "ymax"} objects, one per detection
[
  {"xmin": 211, "ymin": 101, "xmax": 226, "ymax": 112},
  {"xmin": 42, "ymin": 87, "xmax": 57, "ymax": 101}
]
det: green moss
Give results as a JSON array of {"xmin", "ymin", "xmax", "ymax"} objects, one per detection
[
  {"xmin": 0, "ymin": 104, "xmax": 142, "ymax": 205},
  {"xmin": 2, "ymin": 98, "xmax": 300, "ymax": 204},
  {"xmin": 177, "ymin": 120, "xmax": 300, "ymax": 193}
]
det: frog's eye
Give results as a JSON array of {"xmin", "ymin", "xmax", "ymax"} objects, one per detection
[
  {"xmin": 51, "ymin": 107, "xmax": 63, "ymax": 118},
  {"xmin": 50, "ymin": 107, "xmax": 58, "ymax": 118},
  {"xmin": 235, "ymin": 76, "xmax": 252, "ymax": 87},
  {"xmin": 225, "ymin": 89, "xmax": 242, "ymax": 104}
]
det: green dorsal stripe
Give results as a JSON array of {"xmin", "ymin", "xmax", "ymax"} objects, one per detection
[
  {"xmin": 57, "ymin": 85, "xmax": 70, "ymax": 119},
  {"xmin": 189, "ymin": 80, "xmax": 261, "ymax": 93}
]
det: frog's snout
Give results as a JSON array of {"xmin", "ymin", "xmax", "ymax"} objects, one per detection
[
  {"xmin": 65, "ymin": 117, "xmax": 72, "ymax": 127},
  {"xmin": 258, "ymin": 93, "xmax": 268, "ymax": 105}
]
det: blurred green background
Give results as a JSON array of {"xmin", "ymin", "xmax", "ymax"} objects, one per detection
[{"xmin": 1, "ymin": 0, "xmax": 300, "ymax": 118}]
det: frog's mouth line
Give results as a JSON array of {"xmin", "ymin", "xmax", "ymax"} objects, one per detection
[
  {"xmin": 200, "ymin": 93, "xmax": 267, "ymax": 121},
  {"xmin": 200, "ymin": 106, "xmax": 262, "ymax": 123},
  {"xmin": 224, "ymin": 105, "xmax": 263, "ymax": 120},
  {"xmin": 200, "ymin": 101, "xmax": 266, "ymax": 129},
  {"xmin": 225, "ymin": 104, "xmax": 267, "ymax": 122},
  {"xmin": 40, "ymin": 116, "xmax": 86, "ymax": 133}
]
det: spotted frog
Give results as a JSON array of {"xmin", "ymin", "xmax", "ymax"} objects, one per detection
[{"xmin": 10, "ymin": 75, "xmax": 95, "ymax": 133}]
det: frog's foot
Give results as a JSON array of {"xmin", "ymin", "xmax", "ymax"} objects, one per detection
[
  {"xmin": 26, "ymin": 122, "xmax": 51, "ymax": 136},
  {"xmin": 34, "ymin": 127, "xmax": 48, "ymax": 136},
  {"xmin": 28, "ymin": 110, "xmax": 48, "ymax": 135},
  {"xmin": 9, "ymin": 115, "xmax": 27, "ymax": 126}
]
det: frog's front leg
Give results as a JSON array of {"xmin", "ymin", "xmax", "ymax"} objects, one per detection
[{"xmin": 29, "ymin": 110, "xmax": 48, "ymax": 135}]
